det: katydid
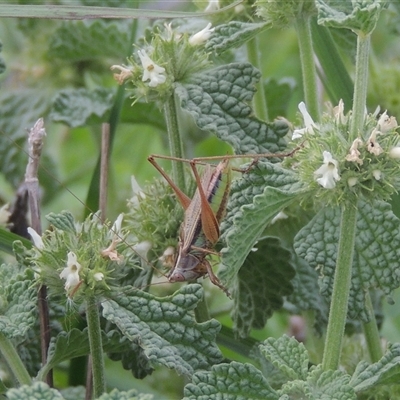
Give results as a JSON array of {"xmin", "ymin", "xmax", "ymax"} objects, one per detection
[{"xmin": 148, "ymin": 155, "xmax": 231, "ymax": 295}]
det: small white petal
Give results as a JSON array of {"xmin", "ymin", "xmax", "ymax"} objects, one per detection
[
  {"xmin": 189, "ymin": 23, "xmax": 215, "ymax": 46},
  {"xmin": 27, "ymin": 227, "xmax": 44, "ymax": 249},
  {"xmin": 377, "ymin": 111, "xmax": 398, "ymax": 133},
  {"xmin": 60, "ymin": 252, "xmax": 82, "ymax": 292},
  {"xmin": 93, "ymin": 272, "xmax": 104, "ymax": 281},
  {"xmin": 138, "ymin": 49, "xmax": 166, "ymax": 87},
  {"xmin": 112, "ymin": 214, "xmax": 124, "ymax": 235},
  {"xmin": 389, "ymin": 147, "xmax": 400, "ymax": 159},
  {"xmin": 348, "ymin": 177, "xmax": 358, "ymax": 187},
  {"xmin": 372, "ymin": 170, "xmax": 382, "ymax": 180},
  {"xmin": 314, "ymin": 151, "xmax": 340, "ymax": 189},
  {"xmin": 292, "ymin": 102, "xmax": 316, "ymax": 139}
]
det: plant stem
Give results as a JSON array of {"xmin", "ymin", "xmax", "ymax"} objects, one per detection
[
  {"xmin": 86, "ymin": 295, "xmax": 105, "ymax": 398},
  {"xmin": 349, "ymin": 33, "xmax": 370, "ymax": 141},
  {"xmin": 322, "ymin": 204, "xmax": 357, "ymax": 371},
  {"xmin": 294, "ymin": 17, "xmax": 320, "ymax": 121},
  {"xmin": 362, "ymin": 291, "xmax": 383, "ymax": 363},
  {"xmin": 164, "ymin": 94, "xmax": 186, "ymax": 191},
  {"xmin": 246, "ymin": 36, "xmax": 269, "ymax": 121},
  {"xmin": 0, "ymin": 332, "xmax": 31, "ymax": 385}
]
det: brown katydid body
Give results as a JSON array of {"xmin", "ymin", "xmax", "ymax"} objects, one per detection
[{"xmin": 148, "ymin": 156, "xmax": 231, "ymax": 295}]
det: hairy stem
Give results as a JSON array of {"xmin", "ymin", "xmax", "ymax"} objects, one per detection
[
  {"xmin": 86, "ymin": 295, "xmax": 105, "ymax": 398},
  {"xmin": 246, "ymin": 36, "xmax": 269, "ymax": 121},
  {"xmin": 322, "ymin": 204, "xmax": 357, "ymax": 370},
  {"xmin": 164, "ymin": 94, "xmax": 186, "ymax": 191},
  {"xmin": 349, "ymin": 33, "xmax": 370, "ymax": 141},
  {"xmin": 362, "ymin": 291, "xmax": 383, "ymax": 363},
  {"xmin": 294, "ymin": 17, "xmax": 320, "ymax": 121}
]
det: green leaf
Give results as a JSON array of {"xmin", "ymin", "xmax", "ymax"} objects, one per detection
[
  {"xmin": 206, "ymin": 21, "xmax": 269, "ymax": 55},
  {"xmin": 350, "ymin": 343, "xmax": 400, "ymax": 393},
  {"xmin": 0, "ymin": 267, "xmax": 36, "ymax": 340},
  {"xmin": 183, "ymin": 361, "xmax": 279, "ymax": 400},
  {"xmin": 286, "ymin": 255, "xmax": 328, "ymax": 333},
  {"xmin": 0, "ymin": 90, "xmax": 51, "ymax": 186},
  {"xmin": 316, "ymin": 0, "xmax": 386, "ymax": 34},
  {"xmin": 176, "ymin": 63, "xmax": 290, "ymax": 154},
  {"xmin": 50, "ymin": 88, "xmax": 115, "ymax": 128},
  {"xmin": 49, "ymin": 20, "xmax": 131, "ymax": 61},
  {"xmin": 264, "ymin": 78, "xmax": 296, "ymax": 120},
  {"xmin": 219, "ymin": 162, "xmax": 304, "ymax": 288},
  {"xmin": 294, "ymin": 200, "xmax": 400, "ymax": 321},
  {"xmin": 6, "ymin": 382, "xmax": 65, "ymax": 400},
  {"xmin": 310, "ymin": 21, "xmax": 354, "ymax": 110},
  {"xmin": 279, "ymin": 364, "xmax": 356, "ymax": 399},
  {"xmin": 260, "ymin": 335, "xmax": 309, "ymax": 381},
  {"xmin": 0, "ymin": 228, "xmax": 32, "ymax": 255},
  {"xmin": 46, "ymin": 210, "xmax": 77, "ymax": 234},
  {"xmin": 102, "ymin": 284, "xmax": 223, "ymax": 376},
  {"xmin": 98, "ymin": 389, "xmax": 153, "ymax": 400},
  {"xmin": 232, "ymin": 237, "xmax": 295, "ymax": 338}
]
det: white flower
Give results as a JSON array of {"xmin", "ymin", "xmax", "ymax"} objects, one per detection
[
  {"xmin": 60, "ymin": 252, "xmax": 82, "ymax": 293},
  {"xmin": 189, "ymin": 23, "xmax": 215, "ymax": 46},
  {"xmin": 333, "ymin": 99, "xmax": 347, "ymax": 125},
  {"xmin": 130, "ymin": 176, "xmax": 146, "ymax": 206},
  {"xmin": 112, "ymin": 213, "xmax": 123, "ymax": 236},
  {"xmin": 27, "ymin": 227, "xmax": 44, "ymax": 249},
  {"xmin": 348, "ymin": 177, "xmax": 358, "ymax": 187},
  {"xmin": 389, "ymin": 147, "xmax": 400, "ymax": 159},
  {"xmin": 367, "ymin": 129, "xmax": 383, "ymax": 156},
  {"xmin": 372, "ymin": 170, "xmax": 382, "ymax": 180},
  {"xmin": 292, "ymin": 102, "xmax": 316, "ymax": 140},
  {"xmin": 137, "ymin": 49, "xmax": 166, "ymax": 87},
  {"xmin": 110, "ymin": 64, "xmax": 133, "ymax": 84},
  {"xmin": 205, "ymin": 0, "xmax": 219, "ymax": 12},
  {"xmin": 0, "ymin": 204, "xmax": 10, "ymax": 227},
  {"xmin": 133, "ymin": 240, "xmax": 152, "ymax": 262},
  {"xmin": 314, "ymin": 151, "xmax": 340, "ymax": 189},
  {"xmin": 345, "ymin": 138, "xmax": 363, "ymax": 165},
  {"xmin": 377, "ymin": 111, "xmax": 397, "ymax": 133},
  {"xmin": 101, "ymin": 214, "xmax": 124, "ymax": 263},
  {"xmin": 93, "ymin": 272, "xmax": 104, "ymax": 281}
]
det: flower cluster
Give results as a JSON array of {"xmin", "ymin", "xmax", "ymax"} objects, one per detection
[
  {"xmin": 27, "ymin": 212, "xmax": 134, "ymax": 300},
  {"xmin": 289, "ymin": 101, "xmax": 400, "ymax": 205},
  {"xmin": 110, "ymin": 22, "xmax": 214, "ymax": 102}
]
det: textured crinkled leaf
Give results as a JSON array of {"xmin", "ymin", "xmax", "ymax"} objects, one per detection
[
  {"xmin": 0, "ymin": 273, "xmax": 36, "ymax": 339},
  {"xmin": 206, "ymin": 21, "xmax": 269, "ymax": 54},
  {"xmin": 279, "ymin": 365, "xmax": 355, "ymax": 399},
  {"xmin": 97, "ymin": 389, "xmax": 153, "ymax": 400},
  {"xmin": 49, "ymin": 20, "xmax": 131, "ymax": 61},
  {"xmin": 176, "ymin": 63, "xmax": 289, "ymax": 154},
  {"xmin": 183, "ymin": 361, "xmax": 279, "ymax": 400},
  {"xmin": 316, "ymin": 0, "xmax": 385, "ymax": 34},
  {"xmin": 50, "ymin": 88, "xmax": 115, "ymax": 128},
  {"xmin": 219, "ymin": 162, "xmax": 304, "ymax": 288},
  {"xmin": 102, "ymin": 284, "xmax": 222, "ymax": 376},
  {"xmin": 7, "ymin": 382, "xmax": 64, "ymax": 400},
  {"xmin": 260, "ymin": 335, "xmax": 309, "ymax": 381},
  {"xmin": 46, "ymin": 210, "xmax": 77, "ymax": 233},
  {"xmin": 286, "ymin": 255, "xmax": 328, "ymax": 333},
  {"xmin": 59, "ymin": 386, "xmax": 85, "ymax": 400},
  {"xmin": 0, "ymin": 90, "xmax": 51, "ymax": 186},
  {"xmin": 294, "ymin": 200, "xmax": 400, "ymax": 320},
  {"xmin": 350, "ymin": 343, "xmax": 400, "ymax": 392},
  {"xmin": 232, "ymin": 237, "xmax": 295, "ymax": 338}
]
